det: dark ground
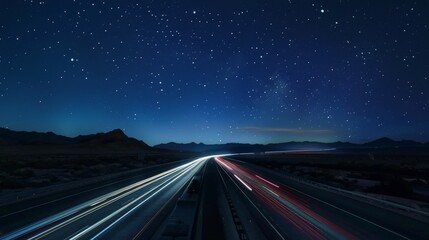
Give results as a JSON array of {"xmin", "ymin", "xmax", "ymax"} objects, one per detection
[
  {"xmin": 200, "ymin": 159, "xmax": 226, "ymax": 239},
  {"xmin": 233, "ymin": 151, "xmax": 429, "ymax": 202}
]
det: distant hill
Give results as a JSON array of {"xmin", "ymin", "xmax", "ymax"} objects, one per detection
[
  {"xmin": 156, "ymin": 142, "xmax": 265, "ymax": 153},
  {"xmin": 72, "ymin": 129, "xmax": 151, "ymax": 151},
  {"xmin": 155, "ymin": 141, "xmax": 350, "ymax": 153},
  {"xmin": 74, "ymin": 129, "xmax": 129, "ymax": 143},
  {"xmin": 0, "ymin": 128, "xmax": 71, "ymax": 145},
  {"xmin": 155, "ymin": 138, "xmax": 427, "ymax": 153},
  {"xmin": 0, "ymin": 128, "xmax": 151, "ymax": 152},
  {"xmin": 266, "ymin": 141, "xmax": 355, "ymax": 151},
  {"xmin": 363, "ymin": 137, "xmax": 422, "ymax": 148},
  {"xmin": 1, "ymin": 127, "xmax": 427, "ymax": 154},
  {"xmin": 156, "ymin": 142, "xmax": 212, "ymax": 152}
]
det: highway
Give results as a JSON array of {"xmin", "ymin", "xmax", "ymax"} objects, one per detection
[
  {"xmin": 0, "ymin": 158, "xmax": 203, "ymax": 233},
  {"xmin": 0, "ymin": 156, "xmax": 209, "ymax": 239},
  {"xmin": 1, "ymin": 154, "xmax": 428, "ymax": 240},
  {"xmin": 214, "ymin": 156, "xmax": 429, "ymax": 240}
]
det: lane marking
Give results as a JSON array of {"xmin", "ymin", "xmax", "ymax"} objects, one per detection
[
  {"xmin": 0, "ymin": 163, "xmax": 184, "ymax": 219},
  {"xmin": 230, "ymin": 158, "xmax": 412, "ymax": 239},
  {"xmin": 265, "ymin": 175, "xmax": 411, "ymax": 239},
  {"xmin": 87, "ymin": 160, "xmax": 206, "ymax": 240},
  {"xmin": 216, "ymin": 163, "xmax": 286, "ymax": 240},
  {"xmin": 29, "ymin": 168, "xmax": 186, "ymax": 240},
  {"xmin": 4, "ymin": 159, "xmax": 205, "ymax": 240},
  {"xmin": 121, "ymin": 198, "xmax": 135, "ymax": 206},
  {"xmin": 216, "ymin": 158, "xmax": 233, "ymax": 170},
  {"xmin": 65, "ymin": 225, "xmax": 89, "ymax": 240},
  {"xmin": 131, "ymin": 160, "xmax": 206, "ymax": 240},
  {"xmin": 234, "ymin": 175, "xmax": 252, "ymax": 191},
  {"xmin": 262, "ymin": 186, "xmax": 279, "ymax": 197}
]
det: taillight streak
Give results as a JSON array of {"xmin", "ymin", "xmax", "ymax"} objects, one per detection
[
  {"xmin": 256, "ymin": 175, "xmax": 280, "ymax": 188},
  {"xmin": 216, "ymin": 157, "xmax": 357, "ymax": 240}
]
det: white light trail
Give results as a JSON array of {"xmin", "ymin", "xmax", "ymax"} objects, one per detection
[
  {"xmin": 27, "ymin": 163, "xmax": 195, "ymax": 240},
  {"xmin": 70, "ymin": 157, "xmax": 207, "ymax": 240},
  {"xmin": 234, "ymin": 174, "xmax": 252, "ymax": 191},
  {"xmin": 3, "ymin": 157, "xmax": 210, "ymax": 240}
]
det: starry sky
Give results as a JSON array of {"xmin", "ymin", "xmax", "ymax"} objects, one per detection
[{"xmin": 0, "ymin": 0, "xmax": 428, "ymax": 145}]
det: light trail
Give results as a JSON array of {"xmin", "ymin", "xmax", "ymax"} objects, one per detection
[
  {"xmin": 216, "ymin": 157, "xmax": 358, "ymax": 240},
  {"xmin": 215, "ymin": 157, "xmax": 233, "ymax": 170},
  {"xmin": 256, "ymin": 175, "xmax": 279, "ymax": 188},
  {"xmin": 2, "ymin": 156, "xmax": 210, "ymax": 240},
  {"xmin": 262, "ymin": 186, "xmax": 279, "ymax": 197},
  {"xmin": 27, "ymin": 160, "xmax": 201, "ymax": 240},
  {"xmin": 234, "ymin": 174, "xmax": 252, "ymax": 191},
  {"xmin": 89, "ymin": 160, "xmax": 204, "ymax": 239},
  {"xmin": 70, "ymin": 158, "xmax": 206, "ymax": 240},
  {"xmin": 216, "ymin": 162, "xmax": 285, "ymax": 240}
]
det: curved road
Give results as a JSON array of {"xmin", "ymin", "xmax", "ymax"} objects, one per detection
[{"xmin": 1, "ymin": 154, "xmax": 428, "ymax": 240}]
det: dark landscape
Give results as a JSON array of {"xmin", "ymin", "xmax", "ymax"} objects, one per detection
[
  {"xmin": 1, "ymin": 127, "xmax": 428, "ymax": 211},
  {"xmin": 0, "ymin": 128, "xmax": 196, "ymax": 190},
  {"xmin": 1, "ymin": 0, "xmax": 429, "ymax": 239},
  {"xmin": 1, "ymin": 128, "xmax": 429, "ymax": 239},
  {"xmin": 234, "ymin": 151, "xmax": 429, "ymax": 205}
]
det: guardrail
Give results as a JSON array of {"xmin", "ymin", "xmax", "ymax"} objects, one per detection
[{"xmin": 158, "ymin": 165, "xmax": 205, "ymax": 239}]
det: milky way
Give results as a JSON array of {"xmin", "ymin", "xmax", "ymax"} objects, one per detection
[{"xmin": 0, "ymin": 0, "xmax": 428, "ymax": 145}]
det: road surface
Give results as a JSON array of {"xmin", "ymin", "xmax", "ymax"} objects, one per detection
[
  {"xmin": 0, "ymin": 157, "xmax": 209, "ymax": 239},
  {"xmin": 1, "ymin": 154, "xmax": 428, "ymax": 240},
  {"xmin": 214, "ymin": 156, "xmax": 429, "ymax": 240}
]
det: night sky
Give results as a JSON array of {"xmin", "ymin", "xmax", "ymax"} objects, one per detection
[{"xmin": 1, "ymin": 0, "xmax": 428, "ymax": 145}]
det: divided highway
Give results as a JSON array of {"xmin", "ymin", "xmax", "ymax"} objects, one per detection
[
  {"xmin": 1, "ymin": 154, "xmax": 428, "ymax": 240},
  {"xmin": 0, "ymin": 157, "xmax": 209, "ymax": 239},
  {"xmin": 215, "ymin": 156, "xmax": 429, "ymax": 240}
]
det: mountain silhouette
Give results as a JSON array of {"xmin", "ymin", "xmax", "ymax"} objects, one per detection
[
  {"xmin": 1, "ymin": 127, "xmax": 427, "ymax": 153},
  {"xmin": 0, "ymin": 128, "xmax": 151, "ymax": 151},
  {"xmin": 0, "ymin": 128, "xmax": 71, "ymax": 145},
  {"xmin": 155, "ymin": 138, "xmax": 427, "ymax": 153},
  {"xmin": 364, "ymin": 137, "xmax": 422, "ymax": 148},
  {"xmin": 73, "ymin": 129, "xmax": 150, "ymax": 150}
]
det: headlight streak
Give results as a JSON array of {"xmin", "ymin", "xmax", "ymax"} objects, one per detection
[
  {"xmin": 6, "ymin": 169, "xmax": 174, "ymax": 239},
  {"xmin": 215, "ymin": 156, "xmax": 357, "ymax": 240},
  {"xmin": 2, "ymin": 157, "xmax": 208, "ymax": 240},
  {"xmin": 87, "ymin": 161, "xmax": 204, "ymax": 239},
  {"xmin": 27, "ymin": 161, "xmax": 200, "ymax": 240},
  {"xmin": 69, "ymin": 157, "xmax": 208, "ymax": 240}
]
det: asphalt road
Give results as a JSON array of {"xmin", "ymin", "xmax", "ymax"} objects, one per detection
[
  {"xmin": 200, "ymin": 159, "xmax": 227, "ymax": 239},
  {"xmin": 1, "ymin": 154, "xmax": 428, "ymax": 240},
  {"xmin": 0, "ymin": 158, "xmax": 199, "ymax": 233},
  {"xmin": 0, "ymin": 157, "xmax": 209, "ymax": 239},
  {"xmin": 215, "ymin": 156, "xmax": 429, "ymax": 240}
]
